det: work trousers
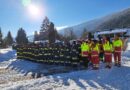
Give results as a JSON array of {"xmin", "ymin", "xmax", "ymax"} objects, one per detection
[
  {"xmin": 104, "ymin": 51, "xmax": 112, "ymax": 63},
  {"xmin": 114, "ymin": 52, "xmax": 121, "ymax": 64}
]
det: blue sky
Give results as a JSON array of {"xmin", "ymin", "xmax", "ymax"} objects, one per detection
[{"xmin": 0, "ymin": 0, "xmax": 130, "ymax": 37}]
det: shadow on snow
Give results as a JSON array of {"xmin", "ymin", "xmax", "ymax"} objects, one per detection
[
  {"xmin": 7, "ymin": 58, "xmax": 130, "ymax": 89},
  {"xmin": 4, "ymin": 49, "xmax": 130, "ymax": 89},
  {"xmin": 46, "ymin": 65, "xmax": 130, "ymax": 90},
  {"xmin": 0, "ymin": 50, "xmax": 16, "ymax": 62}
]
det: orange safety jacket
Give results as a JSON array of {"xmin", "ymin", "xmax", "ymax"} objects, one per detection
[
  {"xmin": 91, "ymin": 44, "xmax": 99, "ymax": 57},
  {"xmin": 103, "ymin": 41, "xmax": 113, "ymax": 55},
  {"xmin": 81, "ymin": 42, "xmax": 90, "ymax": 57},
  {"xmin": 113, "ymin": 39, "xmax": 123, "ymax": 53}
]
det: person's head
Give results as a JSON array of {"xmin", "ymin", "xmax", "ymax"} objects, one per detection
[
  {"xmin": 91, "ymin": 40, "xmax": 96, "ymax": 47},
  {"xmin": 103, "ymin": 35, "xmax": 107, "ymax": 40},
  {"xmin": 106, "ymin": 37, "xmax": 111, "ymax": 42},
  {"xmin": 88, "ymin": 38, "xmax": 91, "ymax": 43},
  {"xmin": 114, "ymin": 34, "xmax": 120, "ymax": 40},
  {"xmin": 82, "ymin": 39, "xmax": 85, "ymax": 42},
  {"xmin": 85, "ymin": 39, "xmax": 88, "ymax": 43},
  {"xmin": 94, "ymin": 40, "xmax": 98, "ymax": 44},
  {"xmin": 98, "ymin": 36, "xmax": 102, "ymax": 41},
  {"xmin": 77, "ymin": 39, "xmax": 82, "ymax": 44},
  {"xmin": 91, "ymin": 41, "xmax": 96, "ymax": 48},
  {"xmin": 73, "ymin": 41, "xmax": 76, "ymax": 45}
]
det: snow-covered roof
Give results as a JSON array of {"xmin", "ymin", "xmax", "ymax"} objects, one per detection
[
  {"xmin": 126, "ymin": 30, "xmax": 130, "ymax": 35},
  {"xmin": 34, "ymin": 40, "xmax": 49, "ymax": 43},
  {"xmin": 96, "ymin": 29, "xmax": 129, "ymax": 35}
]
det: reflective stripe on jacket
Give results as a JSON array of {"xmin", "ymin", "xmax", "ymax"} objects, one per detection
[
  {"xmin": 103, "ymin": 41, "xmax": 113, "ymax": 52},
  {"xmin": 81, "ymin": 42, "xmax": 90, "ymax": 57}
]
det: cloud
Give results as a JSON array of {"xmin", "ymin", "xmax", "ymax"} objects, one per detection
[{"xmin": 56, "ymin": 26, "xmax": 68, "ymax": 30}]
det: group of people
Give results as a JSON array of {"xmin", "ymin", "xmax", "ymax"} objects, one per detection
[
  {"xmin": 16, "ymin": 34, "xmax": 123, "ymax": 70},
  {"xmin": 81, "ymin": 34, "xmax": 123, "ymax": 70}
]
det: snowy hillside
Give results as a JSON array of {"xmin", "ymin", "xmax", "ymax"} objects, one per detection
[
  {"xmin": 0, "ymin": 42, "xmax": 130, "ymax": 90},
  {"xmin": 58, "ymin": 8, "xmax": 130, "ymax": 37}
]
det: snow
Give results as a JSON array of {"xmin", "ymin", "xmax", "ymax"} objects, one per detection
[
  {"xmin": 0, "ymin": 45, "xmax": 130, "ymax": 90},
  {"xmin": 95, "ymin": 28, "xmax": 128, "ymax": 35},
  {"xmin": 127, "ymin": 44, "xmax": 130, "ymax": 50}
]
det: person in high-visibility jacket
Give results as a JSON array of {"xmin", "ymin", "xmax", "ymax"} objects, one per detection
[
  {"xmin": 91, "ymin": 40, "xmax": 100, "ymax": 70},
  {"xmin": 113, "ymin": 35, "xmax": 123, "ymax": 67},
  {"xmin": 98, "ymin": 37, "xmax": 104, "ymax": 62},
  {"xmin": 81, "ymin": 40, "xmax": 90, "ymax": 68},
  {"xmin": 103, "ymin": 37, "xmax": 113, "ymax": 68},
  {"xmin": 88, "ymin": 39, "xmax": 93, "ymax": 63}
]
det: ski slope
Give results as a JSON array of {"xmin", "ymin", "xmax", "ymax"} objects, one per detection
[{"xmin": 0, "ymin": 43, "xmax": 130, "ymax": 90}]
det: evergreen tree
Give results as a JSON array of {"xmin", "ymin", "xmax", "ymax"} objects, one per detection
[
  {"xmin": 81, "ymin": 28, "xmax": 88, "ymax": 38},
  {"xmin": 0, "ymin": 28, "xmax": 3, "ymax": 48},
  {"xmin": 55, "ymin": 29, "xmax": 63, "ymax": 41},
  {"xmin": 3, "ymin": 37, "xmax": 8, "ymax": 48},
  {"xmin": 57, "ymin": 34, "xmax": 64, "ymax": 41},
  {"xmin": 48, "ymin": 22, "xmax": 56, "ymax": 44},
  {"xmin": 64, "ymin": 28, "xmax": 77, "ymax": 41},
  {"xmin": 16, "ymin": 28, "xmax": 28, "ymax": 44},
  {"xmin": 5, "ymin": 31, "xmax": 13, "ymax": 46},
  {"xmin": 69, "ymin": 29, "xmax": 77, "ymax": 40},
  {"xmin": 88, "ymin": 32, "xmax": 94, "ymax": 39},
  {"xmin": 40, "ymin": 16, "xmax": 50, "ymax": 32},
  {"xmin": 34, "ymin": 31, "xmax": 39, "ymax": 41},
  {"xmin": 39, "ymin": 16, "xmax": 50, "ymax": 40}
]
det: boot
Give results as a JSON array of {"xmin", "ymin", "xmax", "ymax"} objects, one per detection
[
  {"xmin": 105, "ymin": 63, "xmax": 109, "ymax": 68},
  {"xmin": 108, "ymin": 65, "xmax": 111, "ymax": 69},
  {"xmin": 114, "ymin": 63, "xmax": 118, "ymax": 66},
  {"xmin": 117, "ymin": 63, "xmax": 121, "ymax": 67},
  {"xmin": 93, "ymin": 67, "xmax": 99, "ymax": 70},
  {"xmin": 105, "ymin": 65, "xmax": 109, "ymax": 68}
]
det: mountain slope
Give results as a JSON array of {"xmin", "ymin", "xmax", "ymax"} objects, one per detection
[
  {"xmin": 59, "ymin": 8, "xmax": 130, "ymax": 37},
  {"xmin": 96, "ymin": 8, "xmax": 130, "ymax": 30}
]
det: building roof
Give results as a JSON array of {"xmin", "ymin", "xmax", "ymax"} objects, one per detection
[{"xmin": 96, "ymin": 28, "xmax": 129, "ymax": 35}]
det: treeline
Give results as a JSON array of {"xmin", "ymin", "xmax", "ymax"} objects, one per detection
[
  {"xmin": 0, "ymin": 27, "xmax": 28, "ymax": 48},
  {"xmin": 0, "ymin": 26, "xmax": 93, "ymax": 48},
  {"xmin": 0, "ymin": 28, "xmax": 13, "ymax": 48},
  {"xmin": 62, "ymin": 28, "xmax": 94, "ymax": 41},
  {"xmin": 33, "ymin": 17, "xmax": 93, "ymax": 44},
  {"xmin": 0, "ymin": 17, "xmax": 93, "ymax": 48}
]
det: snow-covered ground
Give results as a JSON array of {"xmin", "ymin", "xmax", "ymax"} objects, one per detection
[{"xmin": 0, "ymin": 42, "xmax": 130, "ymax": 90}]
